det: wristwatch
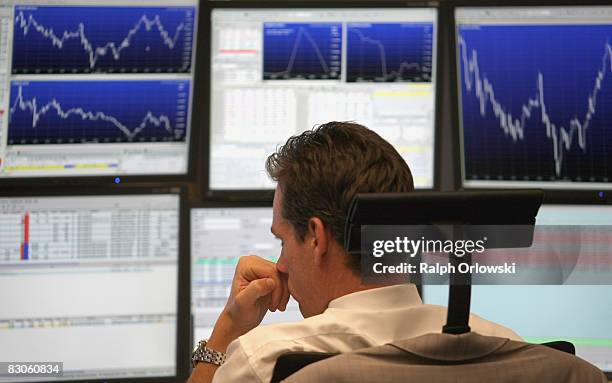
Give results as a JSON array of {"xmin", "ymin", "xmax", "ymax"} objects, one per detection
[{"xmin": 191, "ymin": 339, "xmax": 227, "ymax": 367}]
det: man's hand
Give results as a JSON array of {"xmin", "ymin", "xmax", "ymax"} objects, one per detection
[
  {"xmin": 188, "ymin": 256, "xmax": 290, "ymax": 383},
  {"xmin": 222, "ymin": 255, "xmax": 290, "ymax": 336},
  {"xmin": 207, "ymin": 255, "xmax": 290, "ymax": 352}
]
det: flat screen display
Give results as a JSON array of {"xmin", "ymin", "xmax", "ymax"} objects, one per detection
[
  {"xmin": 209, "ymin": 8, "xmax": 438, "ymax": 190},
  {"xmin": 0, "ymin": 0, "xmax": 198, "ymax": 178},
  {"xmin": 0, "ymin": 193, "xmax": 181, "ymax": 381},
  {"xmin": 423, "ymin": 204, "xmax": 612, "ymax": 372},
  {"xmin": 457, "ymin": 7, "xmax": 612, "ymax": 189}
]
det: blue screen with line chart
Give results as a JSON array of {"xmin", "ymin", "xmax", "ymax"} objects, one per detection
[
  {"xmin": 12, "ymin": 6, "xmax": 194, "ymax": 74},
  {"xmin": 263, "ymin": 23, "xmax": 341, "ymax": 80},
  {"xmin": 0, "ymin": 0, "xmax": 198, "ymax": 178},
  {"xmin": 456, "ymin": 7, "xmax": 612, "ymax": 189},
  {"xmin": 9, "ymin": 80, "xmax": 189, "ymax": 144},
  {"xmin": 346, "ymin": 23, "xmax": 433, "ymax": 82}
]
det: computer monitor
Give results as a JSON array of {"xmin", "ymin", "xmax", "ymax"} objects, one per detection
[
  {"xmin": 0, "ymin": 189, "xmax": 188, "ymax": 382},
  {"xmin": 455, "ymin": 6, "xmax": 612, "ymax": 190},
  {"xmin": 208, "ymin": 7, "xmax": 438, "ymax": 190},
  {"xmin": 423, "ymin": 204, "xmax": 612, "ymax": 373},
  {"xmin": 191, "ymin": 205, "xmax": 302, "ymax": 345},
  {"xmin": 0, "ymin": 0, "xmax": 198, "ymax": 179}
]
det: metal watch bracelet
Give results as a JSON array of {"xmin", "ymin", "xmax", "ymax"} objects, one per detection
[{"xmin": 191, "ymin": 339, "xmax": 227, "ymax": 367}]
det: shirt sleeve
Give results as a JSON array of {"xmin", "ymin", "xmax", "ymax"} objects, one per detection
[{"xmin": 212, "ymin": 339, "xmax": 262, "ymax": 383}]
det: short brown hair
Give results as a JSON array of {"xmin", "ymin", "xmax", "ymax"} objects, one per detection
[{"xmin": 265, "ymin": 121, "xmax": 414, "ymax": 272}]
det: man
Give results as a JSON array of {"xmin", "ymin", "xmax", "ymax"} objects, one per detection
[{"xmin": 188, "ymin": 122, "xmax": 520, "ymax": 383}]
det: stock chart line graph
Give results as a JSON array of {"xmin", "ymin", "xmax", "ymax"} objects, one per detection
[
  {"xmin": 459, "ymin": 25, "xmax": 612, "ymax": 183},
  {"xmin": 346, "ymin": 23, "xmax": 433, "ymax": 82},
  {"xmin": 8, "ymin": 80, "xmax": 190, "ymax": 144},
  {"xmin": 12, "ymin": 6, "xmax": 195, "ymax": 74},
  {"xmin": 263, "ymin": 23, "xmax": 341, "ymax": 80}
]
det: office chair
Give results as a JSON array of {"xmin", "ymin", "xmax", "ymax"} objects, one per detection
[
  {"xmin": 271, "ymin": 341, "xmax": 577, "ymax": 382},
  {"xmin": 277, "ymin": 331, "xmax": 606, "ymax": 383}
]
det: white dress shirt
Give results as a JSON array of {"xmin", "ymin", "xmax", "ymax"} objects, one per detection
[{"xmin": 212, "ymin": 284, "xmax": 521, "ymax": 383}]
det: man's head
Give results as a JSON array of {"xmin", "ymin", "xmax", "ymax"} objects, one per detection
[{"xmin": 266, "ymin": 121, "xmax": 414, "ymax": 317}]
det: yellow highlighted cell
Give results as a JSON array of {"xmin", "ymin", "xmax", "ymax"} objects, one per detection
[
  {"xmin": 74, "ymin": 164, "xmax": 109, "ymax": 169},
  {"xmin": 5, "ymin": 164, "xmax": 64, "ymax": 171},
  {"xmin": 373, "ymin": 90, "xmax": 432, "ymax": 97},
  {"xmin": 398, "ymin": 145, "xmax": 430, "ymax": 153}
]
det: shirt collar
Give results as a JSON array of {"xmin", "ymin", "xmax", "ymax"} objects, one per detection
[{"xmin": 327, "ymin": 284, "xmax": 422, "ymax": 311}]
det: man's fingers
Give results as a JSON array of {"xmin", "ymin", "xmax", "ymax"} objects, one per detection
[
  {"xmin": 280, "ymin": 288, "xmax": 290, "ymax": 311},
  {"xmin": 279, "ymin": 274, "xmax": 290, "ymax": 311},
  {"xmin": 233, "ymin": 255, "xmax": 290, "ymax": 312},
  {"xmin": 236, "ymin": 256, "xmax": 282, "ymax": 309},
  {"xmin": 269, "ymin": 274, "xmax": 283, "ymax": 311},
  {"xmin": 236, "ymin": 278, "xmax": 276, "ymax": 307},
  {"xmin": 269, "ymin": 271, "xmax": 290, "ymax": 311},
  {"xmin": 238, "ymin": 256, "xmax": 278, "ymax": 281}
]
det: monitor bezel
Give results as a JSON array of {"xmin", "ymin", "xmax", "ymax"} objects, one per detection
[
  {"xmin": 0, "ymin": 0, "xmax": 204, "ymax": 187},
  {"xmin": 190, "ymin": 198, "xmax": 272, "ymax": 210},
  {"xmin": 0, "ymin": 185, "xmax": 191, "ymax": 383},
  {"xmin": 201, "ymin": 0, "xmax": 444, "ymax": 199},
  {"xmin": 451, "ymin": 0, "xmax": 612, "ymax": 201}
]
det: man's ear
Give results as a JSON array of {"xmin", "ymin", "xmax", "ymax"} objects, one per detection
[{"xmin": 307, "ymin": 217, "xmax": 329, "ymax": 266}]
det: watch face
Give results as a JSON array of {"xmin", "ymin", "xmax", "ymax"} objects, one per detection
[
  {"xmin": 191, "ymin": 343, "xmax": 201, "ymax": 365},
  {"xmin": 192, "ymin": 340, "xmax": 204, "ymax": 356}
]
